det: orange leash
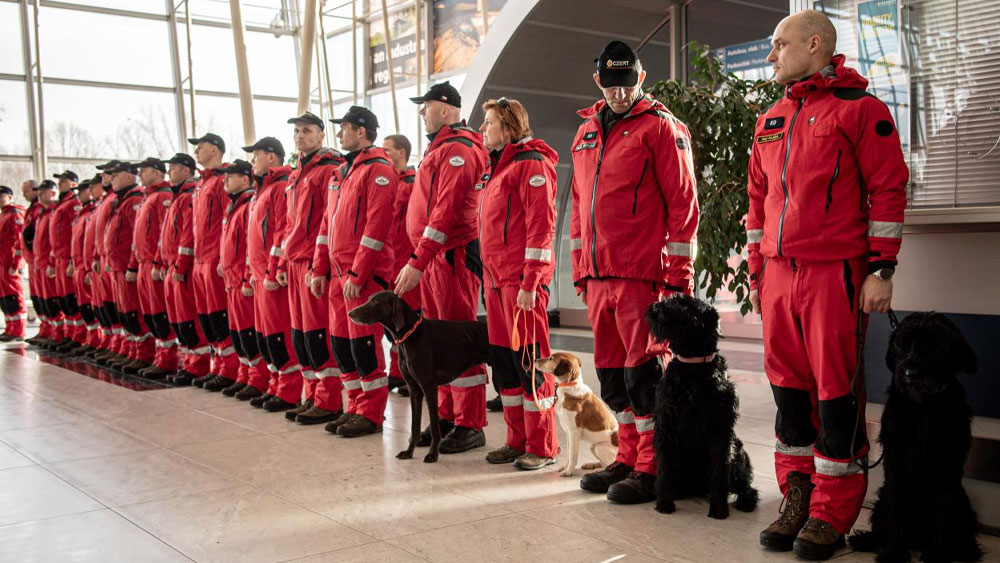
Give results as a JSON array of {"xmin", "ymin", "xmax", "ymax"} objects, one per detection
[{"xmin": 512, "ymin": 305, "xmax": 545, "ymax": 411}]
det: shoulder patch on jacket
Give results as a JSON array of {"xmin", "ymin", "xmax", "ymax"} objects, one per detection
[
  {"xmin": 583, "ymin": 131, "xmax": 597, "ymax": 141},
  {"xmin": 374, "ymin": 175, "xmax": 390, "ymax": 186},
  {"xmin": 163, "ymin": 199, "xmax": 172, "ymax": 206},
  {"xmin": 449, "ymin": 156, "xmax": 465, "ymax": 167},
  {"xmin": 443, "ymin": 137, "xmax": 475, "ymax": 148},
  {"xmin": 833, "ymin": 88, "xmax": 875, "ymax": 101},
  {"xmin": 528, "ymin": 175, "xmax": 546, "ymax": 188},
  {"xmin": 513, "ymin": 150, "xmax": 545, "ymax": 162}
]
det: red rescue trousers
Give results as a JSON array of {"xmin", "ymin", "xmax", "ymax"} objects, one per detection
[
  {"xmin": 0, "ymin": 263, "xmax": 26, "ymax": 338},
  {"xmin": 226, "ymin": 285, "xmax": 270, "ymax": 391},
  {"xmin": 71, "ymin": 267, "xmax": 97, "ymax": 345},
  {"xmin": 192, "ymin": 261, "xmax": 239, "ymax": 380},
  {"xmin": 252, "ymin": 279, "xmax": 302, "ymax": 402},
  {"xmin": 585, "ymin": 278, "xmax": 665, "ymax": 476},
  {"xmin": 761, "ymin": 256, "xmax": 870, "ymax": 535},
  {"xmin": 41, "ymin": 268, "xmax": 65, "ymax": 340},
  {"xmin": 112, "ymin": 271, "xmax": 154, "ymax": 362},
  {"xmin": 85, "ymin": 267, "xmax": 104, "ymax": 349},
  {"xmin": 414, "ymin": 243, "xmax": 487, "ymax": 431},
  {"xmin": 287, "ymin": 260, "xmax": 335, "ymax": 404},
  {"xmin": 137, "ymin": 263, "xmax": 177, "ymax": 371},
  {"xmin": 329, "ymin": 272, "xmax": 387, "ymax": 424},
  {"xmin": 164, "ymin": 268, "xmax": 211, "ymax": 377},
  {"xmin": 98, "ymin": 264, "xmax": 125, "ymax": 354},
  {"xmin": 486, "ymin": 286, "xmax": 557, "ymax": 458},
  {"xmin": 52, "ymin": 258, "xmax": 81, "ymax": 341}
]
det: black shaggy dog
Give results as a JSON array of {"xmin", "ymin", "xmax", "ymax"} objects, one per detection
[
  {"xmin": 849, "ymin": 312, "xmax": 983, "ymax": 563},
  {"xmin": 645, "ymin": 293, "xmax": 759, "ymax": 519}
]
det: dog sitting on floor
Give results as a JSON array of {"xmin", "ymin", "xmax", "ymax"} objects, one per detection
[
  {"xmin": 849, "ymin": 312, "xmax": 983, "ymax": 563},
  {"xmin": 534, "ymin": 352, "xmax": 618, "ymax": 477},
  {"xmin": 645, "ymin": 293, "xmax": 759, "ymax": 519}
]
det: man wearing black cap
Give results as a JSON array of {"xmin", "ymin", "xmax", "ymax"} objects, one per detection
[
  {"xmin": 243, "ymin": 137, "xmax": 301, "ymax": 404},
  {"xmin": 20, "ymin": 180, "xmax": 44, "ymax": 344},
  {"xmin": 29, "ymin": 180, "xmax": 62, "ymax": 348},
  {"xmin": 58, "ymin": 178, "xmax": 93, "ymax": 352},
  {"xmin": 130, "ymin": 158, "xmax": 177, "ymax": 378},
  {"xmin": 158, "ymin": 153, "xmax": 212, "ymax": 385},
  {"xmin": 0, "ymin": 185, "xmax": 27, "ymax": 341},
  {"xmin": 47, "ymin": 170, "xmax": 83, "ymax": 351},
  {"xmin": 268, "ymin": 111, "xmax": 345, "ymax": 414},
  {"xmin": 215, "ymin": 159, "xmax": 269, "ymax": 395},
  {"xmin": 187, "ymin": 133, "xmax": 242, "ymax": 389},
  {"xmin": 396, "ymin": 82, "xmax": 490, "ymax": 453},
  {"xmin": 89, "ymin": 162, "xmax": 129, "ymax": 364},
  {"xmin": 309, "ymin": 106, "xmax": 395, "ymax": 435},
  {"xmin": 570, "ymin": 40, "xmax": 699, "ymax": 504},
  {"xmin": 73, "ymin": 177, "xmax": 103, "ymax": 353}
]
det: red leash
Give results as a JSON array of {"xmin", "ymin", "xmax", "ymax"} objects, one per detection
[{"xmin": 394, "ymin": 316, "xmax": 423, "ymax": 345}]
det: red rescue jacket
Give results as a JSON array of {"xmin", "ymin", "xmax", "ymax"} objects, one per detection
[
  {"xmin": 157, "ymin": 179, "xmax": 199, "ymax": 275},
  {"xmin": 390, "ymin": 166, "xmax": 416, "ymax": 277},
  {"xmin": 247, "ymin": 165, "xmax": 292, "ymax": 282},
  {"xmin": 103, "ymin": 185, "xmax": 144, "ymax": 273},
  {"xmin": 49, "ymin": 191, "xmax": 81, "ymax": 261},
  {"xmin": 406, "ymin": 122, "xmax": 488, "ymax": 272},
  {"xmin": 71, "ymin": 200, "xmax": 97, "ymax": 268},
  {"xmin": 91, "ymin": 187, "xmax": 117, "ymax": 267},
  {"xmin": 192, "ymin": 166, "xmax": 228, "ymax": 264},
  {"xmin": 0, "ymin": 204, "xmax": 25, "ymax": 267},
  {"xmin": 133, "ymin": 181, "xmax": 173, "ymax": 266},
  {"xmin": 33, "ymin": 206, "xmax": 54, "ymax": 271},
  {"xmin": 313, "ymin": 147, "xmax": 396, "ymax": 286},
  {"xmin": 570, "ymin": 95, "xmax": 699, "ymax": 294},
  {"xmin": 746, "ymin": 55, "xmax": 908, "ymax": 289},
  {"xmin": 478, "ymin": 138, "xmax": 558, "ymax": 292},
  {"xmin": 82, "ymin": 193, "xmax": 110, "ymax": 273},
  {"xmin": 278, "ymin": 148, "xmax": 344, "ymax": 269},
  {"xmin": 21, "ymin": 201, "xmax": 42, "ymax": 263},
  {"xmin": 220, "ymin": 188, "xmax": 255, "ymax": 290}
]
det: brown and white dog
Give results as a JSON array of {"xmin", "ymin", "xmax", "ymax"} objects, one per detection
[{"xmin": 535, "ymin": 352, "xmax": 618, "ymax": 477}]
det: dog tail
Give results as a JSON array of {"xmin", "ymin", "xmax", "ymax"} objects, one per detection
[
  {"xmin": 847, "ymin": 530, "xmax": 879, "ymax": 552},
  {"xmin": 730, "ymin": 438, "xmax": 760, "ymax": 512},
  {"xmin": 610, "ymin": 431, "xmax": 618, "ymax": 448}
]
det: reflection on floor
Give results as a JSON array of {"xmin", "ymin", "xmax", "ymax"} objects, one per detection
[{"xmin": 1, "ymin": 338, "xmax": 997, "ymax": 563}]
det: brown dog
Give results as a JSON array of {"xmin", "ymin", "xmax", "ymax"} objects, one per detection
[{"xmin": 348, "ymin": 290, "xmax": 489, "ymax": 463}]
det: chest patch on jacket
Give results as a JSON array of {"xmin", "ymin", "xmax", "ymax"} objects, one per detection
[
  {"xmin": 756, "ymin": 132, "xmax": 784, "ymax": 144},
  {"xmin": 764, "ymin": 117, "xmax": 785, "ymax": 130},
  {"xmin": 574, "ymin": 141, "xmax": 597, "ymax": 152},
  {"xmin": 583, "ymin": 131, "xmax": 597, "ymax": 141}
]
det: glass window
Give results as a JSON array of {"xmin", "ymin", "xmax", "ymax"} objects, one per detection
[
  {"xmin": 252, "ymin": 98, "xmax": 299, "ymax": 162},
  {"xmin": 185, "ymin": 94, "xmax": 245, "ymax": 162},
  {"xmin": 182, "ymin": 23, "xmax": 240, "ymax": 94},
  {"xmin": 0, "ymin": 80, "xmax": 31, "ymax": 156},
  {"xmin": 43, "ymin": 84, "xmax": 179, "ymax": 159},
  {"xmin": 186, "ymin": 0, "xmax": 286, "ymax": 27},
  {"xmin": 39, "ymin": 6, "xmax": 174, "ymax": 88},
  {"xmin": 50, "ymin": 1, "xmax": 167, "ymax": 15},
  {"xmin": 245, "ymin": 31, "xmax": 298, "ymax": 97},
  {"xmin": 0, "ymin": 2, "xmax": 24, "ymax": 75},
  {"xmin": 0, "ymin": 160, "xmax": 36, "ymax": 206}
]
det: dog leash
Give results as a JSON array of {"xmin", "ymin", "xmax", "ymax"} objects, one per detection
[
  {"xmin": 847, "ymin": 308, "xmax": 899, "ymax": 472},
  {"xmin": 512, "ymin": 306, "xmax": 547, "ymax": 412}
]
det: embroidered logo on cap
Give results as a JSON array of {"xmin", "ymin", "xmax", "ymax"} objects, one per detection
[
  {"xmin": 449, "ymin": 156, "xmax": 465, "ymax": 167},
  {"xmin": 529, "ymin": 175, "xmax": 546, "ymax": 188},
  {"xmin": 607, "ymin": 59, "xmax": 631, "ymax": 68},
  {"xmin": 374, "ymin": 176, "xmax": 389, "ymax": 186}
]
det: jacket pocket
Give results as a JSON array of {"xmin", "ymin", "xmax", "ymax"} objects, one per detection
[
  {"xmin": 632, "ymin": 158, "xmax": 648, "ymax": 215},
  {"xmin": 353, "ymin": 195, "xmax": 362, "ymax": 235},
  {"xmin": 842, "ymin": 260, "xmax": 855, "ymax": 313},
  {"xmin": 502, "ymin": 194, "xmax": 511, "ymax": 244},
  {"xmin": 825, "ymin": 150, "xmax": 841, "ymax": 213}
]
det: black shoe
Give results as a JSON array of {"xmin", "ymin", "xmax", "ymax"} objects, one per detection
[
  {"xmin": 222, "ymin": 382, "xmax": 247, "ymax": 397},
  {"xmin": 235, "ymin": 385, "xmax": 263, "ymax": 401},
  {"xmin": 192, "ymin": 374, "xmax": 216, "ymax": 388},
  {"xmin": 580, "ymin": 461, "xmax": 633, "ymax": 494},
  {"xmin": 285, "ymin": 400, "xmax": 313, "ymax": 421},
  {"xmin": 250, "ymin": 393, "xmax": 274, "ymax": 408},
  {"xmin": 486, "ymin": 395, "xmax": 503, "ymax": 412},
  {"xmin": 171, "ymin": 371, "xmax": 195, "ymax": 386},
  {"xmin": 439, "ymin": 425, "xmax": 486, "ymax": 453},
  {"xmin": 204, "ymin": 376, "xmax": 236, "ymax": 392},
  {"xmin": 606, "ymin": 470, "xmax": 656, "ymax": 504},
  {"xmin": 417, "ymin": 419, "xmax": 455, "ymax": 447},
  {"xmin": 263, "ymin": 396, "xmax": 296, "ymax": 412},
  {"xmin": 55, "ymin": 340, "xmax": 81, "ymax": 353}
]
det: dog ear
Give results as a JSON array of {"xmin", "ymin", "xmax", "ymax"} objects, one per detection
[
  {"xmin": 392, "ymin": 295, "xmax": 405, "ymax": 333},
  {"xmin": 645, "ymin": 301, "xmax": 672, "ymax": 342}
]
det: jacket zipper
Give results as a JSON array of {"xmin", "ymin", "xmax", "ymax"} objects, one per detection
[
  {"xmin": 590, "ymin": 119, "xmax": 620, "ymax": 277},
  {"xmin": 475, "ymin": 175, "xmax": 497, "ymax": 288},
  {"xmin": 825, "ymin": 149, "xmax": 841, "ymax": 213},
  {"xmin": 262, "ymin": 209, "xmax": 269, "ymax": 243},
  {"xmin": 207, "ymin": 197, "xmax": 214, "ymax": 233},
  {"xmin": 503, "ymin": 194, "xmax": 511, "ymax": 244},
  {"xmin": 305, "ymin": 195, "xmax": 314, "ymax": 237},
  {"xmin": 632, "ymin": 158, "xmax": 648, "ymax": 215},
  {"xmin": 777, "ymin": 98, "xmax": 803, "ymax": 256}
]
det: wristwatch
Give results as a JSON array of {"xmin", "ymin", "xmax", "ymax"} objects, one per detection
[{"xmin": 872, "ymin": 267, "xmax": 895, "ymax": 281}]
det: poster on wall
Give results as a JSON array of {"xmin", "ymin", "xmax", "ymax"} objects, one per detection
[
  {"xmin": 369, "ymin": 6, "xmax": 424, "ymax": 90},
  {"xmin": 432, "ymin": 0, "xmax": 507, "ymax": 75},
  {"xmin": 857, "ymin": 0, "xmax": 909, "ymax": 151}
]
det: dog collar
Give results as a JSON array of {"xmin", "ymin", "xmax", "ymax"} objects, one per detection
[
  {"xmin": 393, "ymin": 316, "xmax": 423, "ymax": 345},
  {"xmin": 556, "ymin": 381, "xmax": 578, "ymax": 388},
  {"xmin": 674, "ymin": 353, "xmax": 716, "ymax": 364}
]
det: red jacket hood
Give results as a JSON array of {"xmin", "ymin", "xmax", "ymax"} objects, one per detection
[
  {"xmin": 495, "ymin": 137, "xmax": 559, "ymax": 172},
  {"xmin": 577, "ymin": 94, "xmax": 663, "ymax": 120},
  {"xmin": 786, "ymin": 55, "xmax": 869, "ymax": 99}
]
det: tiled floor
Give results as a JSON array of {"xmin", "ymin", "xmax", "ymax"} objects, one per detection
[{"xmin": 1, "ymin": 339, "xmax": 997, "ymax": 563}]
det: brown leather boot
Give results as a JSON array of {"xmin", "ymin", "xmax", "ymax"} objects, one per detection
[
  {"xmin": 793, "ymin": 518, "xmax": 845, "ymax": 560},
  {"xmin": 759, "ymin": 471, "xmax": 813, "ymax": 551}
]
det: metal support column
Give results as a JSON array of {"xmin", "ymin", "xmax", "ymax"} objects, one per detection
[
  {"xmin": 351, "ymin": 0, "xmax": 358, "ymax": 104},
  {"xmin": 30, "ymin": 0, "xmax": 46, "ymax": 176},
  {"xmin": 18, "ymin": 0, "xmax": 41, "ymax": 179},
  {"xmin": 183, "ymin": 0, "xmax": 197, "ymax": 133},
  {"xmin": 380, "ymin": 0, "xmax": 400, "ymax": 132},
  {"xmin": 478, "ymin": 0, "xmax": 489, "ymax": 37},
  {"xmin": 414, "ymin": 0, "xmax": 423, "ymax": 156},
  {"xmin": 297, "ymin": 0, "xmax": 318, "ymax": 114},
  {"xmin": 229, "ymin": 0, "xmax": 256, "ymax": 145},
  {"xmin": 166, "ymin": 0, "xmax": 189, "ymax": 150},
  {"xmin": 789, "ymin": 0, "xmax": 810, "ymax": 14},
  {"xmin": 668, "ymin": 3, "xmax": 687, "ymax": 82}
]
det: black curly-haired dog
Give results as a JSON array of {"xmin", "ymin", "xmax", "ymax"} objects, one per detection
[
  {"xmin": 849, "ymin": 312, "xmax": 983, "ymax": 563},
  {"xmin": 645, "ymin": 293, "xmax": 759, "ymax": 519}
]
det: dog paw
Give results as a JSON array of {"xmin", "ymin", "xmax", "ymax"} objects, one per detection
[
  {"xmin": 559, "ymin": 469, "xmax": 575, "ymax": 477},
  {"xmin": 580, "ymin": 462, "xmax": 602, "ymax": 470},
  {"xmin": 396, "ymin": 450, "xmax": 413, "ymax": 460},
  {"xmin": 423, "ymin": 452, "xmax": 439, "ymax": 463},
  {"xmin": 655, "ymin": 501, "xmax": 676, "ymax": 514},
  {"xmin": 707, "ymin": 505, "xmax": 730, "ymax": 520}
]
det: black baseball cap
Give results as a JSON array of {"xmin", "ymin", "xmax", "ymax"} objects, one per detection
[
  {"xmin": 35, "ymin": 179, "xmax": 57, "ymax": 191},
  {"xmin": 91, "ymin": 173, "xmax": 103, "ymax": 184},
  {"xmin": 242, "ymin": 136, "xmax": 285, "ymax": 161},
  {"xmin": 218, "ymin": 159, "xmax": 253, "ymax": 177},
  {"xmin": 410, "ymin": 81, "xmax": 461, "ymax": 108},
  {"xmin": 166, "ymin": 152, "xmax": 197, "ymax": 171},
  {"xmin": 53, "ymin": 170, "xmax": 79, "ymax": 182},
  {"xmin": 330, "ymin": 106, "xmax": 379, "ymax": 131},
  {"xmin": 188, "ymin": 133, "xmax": 226, "ymax": 153},
  {"xmin": 0, "ymin": 185, "xmax": 13, "ymax": 196},
  {"xmin": 77, "ymin": 179, "xmax": 92, "ymax": 190},
  {"xmin": 287, "ymin": 111, "xmax": 325, "ymax": 130},
  {"xmin": 135, "ymin": 157, "xmax": 166, "ymax": 173},
  {"xmin": 96, "ymin": 160, "xmax": 121, "ymax": 171},
  {"xmin": 596, "ymin": 40, "xmax": 640, "ymax": 88},
  {"xmin": 107, "ymin": 161, "xmax": 139, "ymax": 175}
]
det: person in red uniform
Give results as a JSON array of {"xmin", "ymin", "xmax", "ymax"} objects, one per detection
[
  {"xmin": 186, "ymin": 133, "xmax": 240, "ymax": 389},
  {"xmin": 80, "ymin": 174, "xmax": 108, "ymax": 354},
  {"xmin": 73, "ymin": 177, "xmax": 103, "ymax": 353},
  {"xmin": 242, "ymin": 137, "xmax": 301, "ymax": 404},
  {"xmin": 157, "ymin": 153, "xmax": 211, "ymax": 385},
  {"xmin": 395, "ymin": 82, "xmax": 490, "ymax": 454},
  {"xmin": 0, "ymin": 185, "xmax": 27, "ymax": 342},
  {"xmin": 92, "ymin": 161, "xmax": 130, "ymax": 365},
  {"xmin": 215, "ymin": 158, "xmax": 270, "ymax": 396},
  {"xmin": 749, "ymin": 12, "xmax": 907, "ymax": 560},
  {"xmin": 570, "ymin": 41, "xmax": 699, "ymax": 503},
  {"xmin": 46, "ymin": 170, "xmax": 82, "ymax": 352},
  {"xmin": 103, "ymin": 162, "xmax": 151, "ymax": 373},
  {"xmin": 130, "ymin": 157, "xmax": 178, "ymax": 379},
  {"xmin": 19, "ymin": 180, "xmax": 42, "ymax": 344},
  {"xmin": 478, "ymin": 97, "xmax": 559, "ymax": 470},
  {"xmin": 31, "ymin": 180, "xmax": 61, "ymax": 349},
  {"xmin": 271, "ymin": 112, "xmax": 344, "ymax": 415},
  {"xmin": 381, "ymin": 133, "xmax": 415, "ymax": 397},
  {"xmin": 310, "ymin": 106, "xmax": 394, "ymax": 437}
]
